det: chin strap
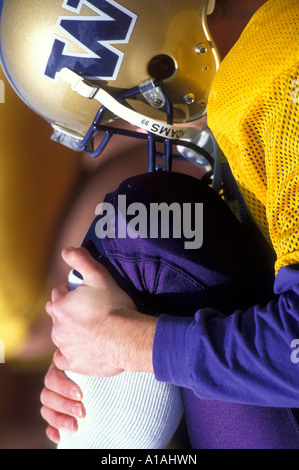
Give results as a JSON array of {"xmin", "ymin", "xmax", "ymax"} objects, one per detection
[
  {"xmin": 60, "ymin": 67, "xmax": 222, "ymax": 192},
  {"xmin": 60, "ymin": 67, "xmax": 203, "ymax": 144}
]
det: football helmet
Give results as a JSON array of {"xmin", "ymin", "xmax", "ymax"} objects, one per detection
[{"xmin": 0, "ymin": 0, "xmax": 221, "ymax": 182}]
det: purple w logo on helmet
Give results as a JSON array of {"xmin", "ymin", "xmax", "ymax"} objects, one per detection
[{"xmin": 44, "ymin": 0, "xmax": 137, "ymax": 82}]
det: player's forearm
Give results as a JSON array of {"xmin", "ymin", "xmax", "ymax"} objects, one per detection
[
  {"xmin": 153, "ymin": 265, "xmax": 299, "ymax": 407},
  {"xmin": 111, "ymin": 308, "xmax": 157, "ymax": 374}
]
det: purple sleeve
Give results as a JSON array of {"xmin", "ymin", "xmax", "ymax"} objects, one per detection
[{"xmin": 153, "ymin": 264, "xmax": 299, "ymax": 407}]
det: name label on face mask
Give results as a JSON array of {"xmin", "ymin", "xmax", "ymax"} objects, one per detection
[
  {"xmin": 150, "ymin": 123, "xmax": 187, "ymax": 140},
  {"xmin": 44, "ymin": 0, "xmax": 137, "ymax": 82}
]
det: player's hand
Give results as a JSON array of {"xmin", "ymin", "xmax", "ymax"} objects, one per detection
[
  {"xmin": 46, "ymin": 246, "xmax": 156, "ymax": 377},
  {"xmin": 40, "ymin": 362, "xmax": 85, "ymax": 444}
]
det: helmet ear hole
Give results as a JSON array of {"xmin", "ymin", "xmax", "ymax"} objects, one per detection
[{"xmin": 148, "ymin": 54, "xmax": 176, "ymax": 80}]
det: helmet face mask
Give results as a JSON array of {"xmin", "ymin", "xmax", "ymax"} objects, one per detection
[{"xmin": 0, "ymin": 0, "xmax": 220, "ymax": 176}]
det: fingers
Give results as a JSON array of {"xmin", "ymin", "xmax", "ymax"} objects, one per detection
[
  {"xmin": 46, "ymin": 284, "xmax": 69, "ymax": 318},
  {"xmin": 40, "ymin": 387, "xmax": 85, "ymax": 419},
  {"xmin": 61, "ymin": 246, "xmax": 110, "ymax": 285},
  {"xmin": 45, "ymin": 301, "xmax": 53, "ymax": 316},
  {"xmin": 51, "ymin": 283, "xmax": 69, "ymax": 303},
  {"xmin": 44, "ymin": 362, "xmax": 83, "ymax": 400},
  {"xmin": 40, "ymin": 405, "xmax": 78, "ymax": 434},
  {"xmin": 52, "ymin": 348, "xmax": 70, "ymax": 371},
  {"xmin": 45, "ymin": 426, "xmax": 60, "ymax": 445},
  {"xmin": 41, "ymin": 362, "xmax": 86, "ymax": 443}
]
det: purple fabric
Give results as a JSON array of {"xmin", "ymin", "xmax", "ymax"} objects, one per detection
[
  {"xmin": 182, "ymin": 391, "xmax": 299, "ymax": 449},
  {"xmin": 81, "ymin": 171, "xmax": 299, "ymax": 448},
  {"xmin": 86, "ymin": 171, "xmax": 274, "ymax": 316},
  {"xmin": 153, "ymin": 266, "xmax": 299, "ymax": 408}
]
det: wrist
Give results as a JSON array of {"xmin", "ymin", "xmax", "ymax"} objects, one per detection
[{"xmin": 110, "ymin": 309, "xmax": 157, "ymax": 373}]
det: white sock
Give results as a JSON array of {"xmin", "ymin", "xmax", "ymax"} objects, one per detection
[{"xmin": 57, "ymin": 371, "xmax": 183, "ymax": 449}]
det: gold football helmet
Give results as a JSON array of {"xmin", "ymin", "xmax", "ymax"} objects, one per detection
[{"xmin": 0, "ymin": 0, "xmax": 220, "ymax": 176}]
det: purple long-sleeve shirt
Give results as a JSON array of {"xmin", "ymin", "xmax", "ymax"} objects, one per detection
[{"xmin": 153, "ymin": 264, "xmax": 299, "ymax": 407}]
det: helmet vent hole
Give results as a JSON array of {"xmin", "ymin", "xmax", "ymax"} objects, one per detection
[{"xmin": 148, "ymin": 55, "xmax": 176, "ymax": 80}]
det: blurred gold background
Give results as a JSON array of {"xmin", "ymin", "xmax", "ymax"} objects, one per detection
[{"xmin": 0, "ymin": 67, "xmax": 204, "ymax": 449}]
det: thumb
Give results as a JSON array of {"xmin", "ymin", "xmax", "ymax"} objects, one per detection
[{"xmin": 61, "ymin": 246, "xmax": 108, "ymax": 285}]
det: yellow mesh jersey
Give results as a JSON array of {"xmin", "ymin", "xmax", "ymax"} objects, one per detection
[{"xmin": 207, "ymin": 0, "xmax": 299, "ymax": 274}]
